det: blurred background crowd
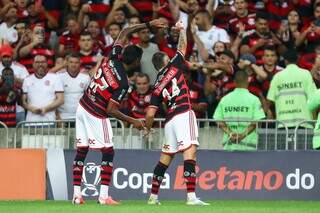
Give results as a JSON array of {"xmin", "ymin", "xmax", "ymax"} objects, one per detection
[{"xmin": 0, "ymin": 0, "xmax": 319, "ymax": 129}]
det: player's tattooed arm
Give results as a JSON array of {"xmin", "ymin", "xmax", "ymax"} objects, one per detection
[
  {"xmin": 176, "ymin": 21, "xmax": 187, "ymax": 56},
  {"xmin": 114, "ymin": 19, "xmax": 167, "ymax": 45}
]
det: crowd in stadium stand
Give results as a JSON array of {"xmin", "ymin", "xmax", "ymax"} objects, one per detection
[{"xmin": 0, "ymin": 0, "xmax": 320, "ymax": 129}]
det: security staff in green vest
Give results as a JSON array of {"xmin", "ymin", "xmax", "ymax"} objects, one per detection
[
  {"xmin": 267, "ymin": 50, "xmax": 316, "ymax": 128},
  {"xmin": 308, "ymin": 89, "xmax": 320, "ymax": 150},
  {"xmin": 213, "ymin": 70, "xmax": 266, "ymax": 151}
]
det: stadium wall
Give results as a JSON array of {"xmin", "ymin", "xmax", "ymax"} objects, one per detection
[
  {"xmin": 0, "ymin": 149, "xmax": 46, "ymax": 200},
  {"xmin": 46, "ymin": 150, "xmax": 320, "ymax": 201}
]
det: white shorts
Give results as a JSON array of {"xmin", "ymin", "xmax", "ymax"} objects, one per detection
[
  {"xmin": 162, "ymin": 110, "xmax": 199, "ymax": 154},
  {"xmin": 75, "ymin": 104, "xmax": 114, "ymax": 149}
]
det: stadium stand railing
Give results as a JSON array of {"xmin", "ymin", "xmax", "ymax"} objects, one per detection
[
  {"xmin": 0, "ymin": 121, "xmax": 9, "ymax": 148},
  {"xmin": 13, "ymin": 119, "xmax": 125, "ymax": 149},
  {"xmin": 6, "ymin": 119, "xmax": 315, "ymax": 150}
]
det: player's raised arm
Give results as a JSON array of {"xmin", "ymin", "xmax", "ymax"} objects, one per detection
[
  {"xmin": 175, "ymin": 21, "xmax": 187, "ymax": 56},
  {"xmin": 114, "ymin": 19, "xmax": 167, "ymax": 45}
]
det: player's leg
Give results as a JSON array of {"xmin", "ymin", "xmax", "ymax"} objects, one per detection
[
  {"xmin": 72, "ymin": 106, "xmax": 89, "ymax": 204},
  {"xmin": 176, "ymin": 111, "xmax": 209, "ymax": 205},
  {"xmin": 148, "ymin": 153, "xmax": 174, "ymax": 205},
  {"xmin": 96, "ymin": 118, "xmax": 119, "ymax": 205},
  {"xmin": 148, "ymin": 120, "xmax": 176, "ymax": 205}
]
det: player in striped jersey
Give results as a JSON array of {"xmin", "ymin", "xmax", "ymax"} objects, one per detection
[
  {"xmin": 72, "ymin": 19, "xmax": 167, "ymax": 205},
  {"xmin": 144, "ymin": 21, "xmax": 209, "ymax": 206}
]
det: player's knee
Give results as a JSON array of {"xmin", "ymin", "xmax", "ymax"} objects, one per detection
[
  {"xmin": 101, "ymin": 147, "xmax": 114, "ymax": 164},
  {"xmin": 74, "ymin": 147, "xmax": 89, "ymax": 164},
  {"xmin": 184, "ymin": 160, "xmax": 196, "ymax": 178}
]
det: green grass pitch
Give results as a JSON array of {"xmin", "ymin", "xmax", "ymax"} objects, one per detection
[{"xmin": 1, "ymin": 201, "xmax": 320, "ymax": 213}]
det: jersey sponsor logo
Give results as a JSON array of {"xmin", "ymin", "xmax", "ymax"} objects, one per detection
[
  {"xmin": 108, "ymin": 60, "xmax": 121, "ymax": 81},
  {"xmin": 154, "ymin": 67, "xmax": 179, "ymax": 96},
  {"xmin": 100, "ymin": 62, "xmax": 119, "ymax": 89}
]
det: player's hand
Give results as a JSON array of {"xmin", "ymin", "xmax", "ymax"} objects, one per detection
[
  {"xmin": 175, "ymin": 21, "xmax": 185, "ymax": 31},
  {"xmin": 132, "ymin": 119, "xmax": 145, "ymax": 130}
]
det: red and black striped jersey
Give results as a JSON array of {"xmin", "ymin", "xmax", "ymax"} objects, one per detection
[
  {"xmin": 265, "ymin": 0, "xmax": 294, "ymax": 31},
  {"xmin": 87, "ymin": 1, "xmax": 111, "ymax": 28},
  {"xmin": 0, "ymin": 92, "xmax": 16, "ymax": 127},
  {"xmin": 150, "ymin": 51, "xmax": 191, "ymax": 123},
  {"xmin": 228, "ymin": 13, "xmax": 256, "ymax": 36},
  {"xmin": 58, "ymin": 31, "xmax": 80, "ymax": 54},
  {"xmin": 79, "ymin": 51, "xmax": 99, "ymax": 72},
  {"xmin": 131, "ymin": 0, "xmax": 153, "ymax": 22},
  {"xmin": 128, "ymin": 88, "xmax": 152, "ymax": 119},
  {"xmin": 80, "ymin": 44, "xmax": 129, "ymax": 118}
]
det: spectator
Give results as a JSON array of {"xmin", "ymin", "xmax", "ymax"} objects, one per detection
[
  {"xmin": 137, "ymin": 28, "xmax": 159, "ymax": 84},
  {"xmin": 0, "ymin": 67, "xmax": 20, "ymax": 127},
  {"xmin": 277, "ymin": 10, "xmax": 303, "ymax": 50},
  {"xmin": 296, "ymin": 3, "xmax": 320, "ymax": 53},
  {"xmin": 59, "ymin": 0, "xmax": 83, "ymax": 29},
  {"xmin": 267, "ymin": 50, "xmax": 316, "ymax": 149},
  {"xmin": 203, "ymin": 50, "xmax": 236, "ymax": 100},
  {"xmin": 18, "ymin": 23, "xmax": 55, "ymax": 73},
  {"xmin": 105, "ymin": 0, "xmax": 138, "ymax": 28},
  {"xmin": 12, "ymin": 19, "xmax": 31, "ymax": 59},
  {"xmin": 104, "ymin": 22, "xmax": 121, "ymax": 55},
  {"xmin": 127, "ymin": 73, "xmax": 153, "ymax": 119},
  {"xmin": 58, "ymin": 15, "xmax": 80, "ymax": 56},
  {"xmin": 0, "ymin": 44, "xmax": 28, "ymax": 123},
  {"xmin": 169, "ymin": 0, "xmax": 200, "ymax": 27},
  {"xmin": 184, "ymin": 69, "xmax": 208, "ymax": 118},
  {"xmin": 213, "ymin": 70, "xmax": 265, "ymax": 151},
  {"xmin": 86, "ymin": 20, "xmax": 105, "ymax": 55},
  {"xmin": 0, "ymin": 5, "xmax": 18, "ymax": 44},
  {"xmin": 25, "ymin": 0, "xmax": 58, "ymax": 39},
  {"xmin": 193, "ymin": 9, "xmax": 230, "ymax": 62},
  {"xmin": 16, "ymin": 0, "xmax": 28, "ymax": 19},
  {"xmin": 57, "ymin": 53, "xmax": 90, "ymax": 120},
  {"xmin": 22, "ymin": 55, "xmax": 64, "ymax": 122},
  {"xmin": 128, "ymin": 15, "xmax": 141, "ymax": 44},
  {"xmin": 251, "ymin": 46, "xmax": 283, "ymax": 97},
  {"xmin": 207, "ymin": 0, "xmax": 235, "ymax": 29},
  {"xmin": 310, "ymin": 47, "xmax": 320, "ymax": 88},
  {"xmin": 240, "ymin": 12, "xmax": 286, "ymax": 65},
  {"xmin": 299, "ymin": 41, "xmax": 320, "ymax": 71},
  {"xmin": 78, "ymin": 31, "xmax": 100, "ymax": 73},
  {"xmin": 265, "ymin": 0, "xmax": 295, "ymax": 31},
  {"xmin": 228, "ymin": 0, "xmax": 256, "ymax": 38}
]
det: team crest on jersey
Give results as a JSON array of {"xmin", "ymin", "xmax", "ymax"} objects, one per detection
[
  {"xmin": 44, "ymin": 80, "xmax": 50, "ymax": 86},
  {"xmin": 144, "ymin": 95, "xmax": 151, "ymax": 103},
  {"xmin": 248, "ymin": 18, "xmax": 255, "ymax": 25},
  {"xmin": 80, "ymin": 82, "xmax": 85, "ymax": 88}
]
